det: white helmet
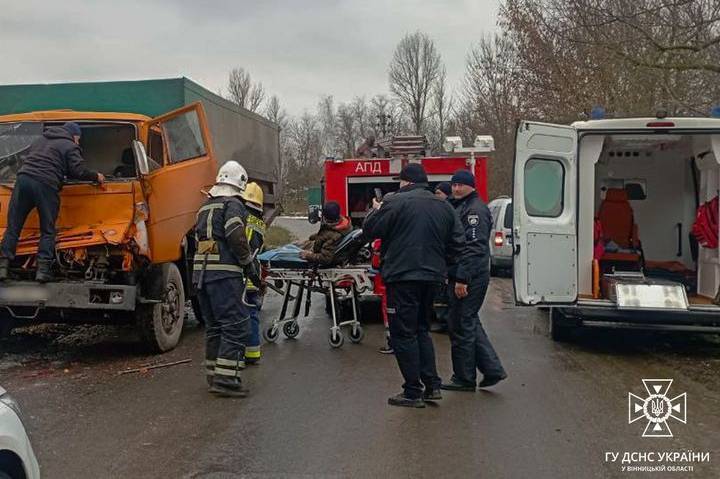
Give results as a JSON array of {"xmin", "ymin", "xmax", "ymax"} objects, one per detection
[{"xmin": 215, "ymin": 161, "xmax": 248, "ymax": 192}]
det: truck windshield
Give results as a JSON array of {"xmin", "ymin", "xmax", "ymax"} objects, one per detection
[{"xmin": 0, "ymin": 122, "xmax": 43, "ymax": 181}]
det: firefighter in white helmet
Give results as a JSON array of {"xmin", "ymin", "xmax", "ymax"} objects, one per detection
[
  {"xmin": 240, "ymin": 182, "xmax": 266, "ymax": 365},
  {"xmin": 193, "ymin": 161, "xmax": 259, "ymax": 397}
]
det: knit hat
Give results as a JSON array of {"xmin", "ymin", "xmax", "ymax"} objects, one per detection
[
  {"xmin": 450, "ymin": 169, "xmax": 475, "ymax": 188},
  {"xmin": 322, "ymin": 201, "xmax": 341, "ymax": 223},
  {"xmin": 434, "ymin": 182, "xmax": 451, "ymax": 196},
  {"xmin": 63, "ymin": 122, "xmax": 82, "ymax": 137},
  {"xmin": 397, "ymin": 163, "xmax": 428, "ymax": 184}
]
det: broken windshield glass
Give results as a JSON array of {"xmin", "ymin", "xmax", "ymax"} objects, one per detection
[{"xmin": 0, "ymin": 122, "xmax": 43, "ymax": 181}]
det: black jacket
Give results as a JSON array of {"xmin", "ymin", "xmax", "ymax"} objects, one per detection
[
  {"xmin": 448, "ymin": 191, "xmax": 492, "ymax": 281},
  {"xmin": 18, "ymin": 126, "xmax": 98, "ymax": 191},
  {"xmin": 363, "ymin": 184, "xmax": 466, "ymax": 284}
]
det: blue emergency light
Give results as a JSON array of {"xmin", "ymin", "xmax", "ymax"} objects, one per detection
[{"xmin": 590, "ymin": 106, "xmax": 606, "ymax": 120}]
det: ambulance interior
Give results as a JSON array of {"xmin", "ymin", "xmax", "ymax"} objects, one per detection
[{"xmin": 579, "ymin": 132, "xmax": 720, "ymax": 306}]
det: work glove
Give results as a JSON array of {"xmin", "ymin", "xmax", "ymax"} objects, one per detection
[{"xmin": 244, "ymin": 260, "xmax": 262, "ymax": 288}]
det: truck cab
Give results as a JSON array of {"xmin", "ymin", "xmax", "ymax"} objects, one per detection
[
  {"xmin": 0, "ymin": 103, "xmax": 217, "ymax": 351},
  {"xmin": 513, "ymin": 116, "xmax": 720, "ymax": 340}
]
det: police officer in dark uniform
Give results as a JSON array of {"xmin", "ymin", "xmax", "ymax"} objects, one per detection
[
  {"xmin": 442, "ymin": 170, "xmax": 507, "ymax": 392},
  {"xmin": 364, "ymin": 164, "xmax": 466, "ymax": 408},
  {"xmin": 193, "ymin": 161, "xmax": 259, "ymax": 397}
]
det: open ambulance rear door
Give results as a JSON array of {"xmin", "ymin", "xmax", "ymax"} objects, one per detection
[{"xmin": 513, "ymin": 121, "xmax": 578, "ymax": 305}]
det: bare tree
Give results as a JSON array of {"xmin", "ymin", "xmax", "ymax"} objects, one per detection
[
  {"xmin": 389, "ymin": 31, "xmax": 444, "ymax": 133},
  {"xmin": 460, "ymin": 33, "xmax": 526, "ymax": 197},
  {"xmin": 317, "ymin": 95, "xmax": 337, "ymax": 156},
  {"xmin": 226, "ymin": 67, "xmax": 265, "ymax": 112},
  {"xmin": 264, "ymin": 95, "xmax": 288, "ymax": 129},
  {"xmin": 335, "ymin": 103, "xmax": 357, "ymax": 159},
  {"xmin": 288, "ymin": 113, "xmax": 322, "ymax": 169},
  {"xmin": 351, "ymin": 96, "xmax": 370, "ymax": 142},
  {"xmin": 428, "ymin": 66, "xmax": 454, "ymax": 152}
]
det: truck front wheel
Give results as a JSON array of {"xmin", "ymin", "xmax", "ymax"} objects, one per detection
[{"xmin": 137, "ymin": 263, "xmax": 186, "ymax": 352}]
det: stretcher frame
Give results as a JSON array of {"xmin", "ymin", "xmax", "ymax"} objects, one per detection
[{"xmin": 261, "ymin": 267, "xmax": 372, "ymax": 348}]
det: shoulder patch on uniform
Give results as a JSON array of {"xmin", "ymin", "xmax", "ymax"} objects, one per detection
[{"xmin": 468, "ymin": 214, "xmax": 479, "ymax": 226}]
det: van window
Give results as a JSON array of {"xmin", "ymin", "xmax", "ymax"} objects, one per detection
[
  {"xmin": 524, "ymin": 159, "xmax": 564, "ymax": 217},
  {"xmin": 503, "ymin": 203, "xmax": 513, "ymax": 229},
  {"xmin": 161, "ymin": 110, "xmax": 207, "ymax": 164}
]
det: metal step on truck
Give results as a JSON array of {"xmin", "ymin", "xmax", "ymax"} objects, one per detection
[{"xmin": 0, "ymin": 78, "xmax": 280, "ymax": 352}]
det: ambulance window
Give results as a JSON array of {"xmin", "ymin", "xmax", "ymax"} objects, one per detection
[{"xmin": 524, "ymin": 159, "xmax": 564, "ymax": 217}]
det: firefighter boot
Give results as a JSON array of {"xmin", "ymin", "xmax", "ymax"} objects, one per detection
[
  {"xmin": 0, "ymin": 257, "xmax": 9, "ymax": 281},
  {"xmin": 35, "ymin": 259, "xmax": 54, "ymax": 283},
  {"xmin": 210, "ymin": 375, "xmax": 248, "ymax": 398}
]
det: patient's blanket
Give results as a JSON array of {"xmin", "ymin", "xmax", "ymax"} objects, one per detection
[{"xmin": 258, "ymin": 244, "xmax": 311, "ymax": 269}]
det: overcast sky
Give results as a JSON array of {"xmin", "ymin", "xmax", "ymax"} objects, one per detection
[{"xmin": 1, "ymin": 0, "xmax": 499, "ymax": 115}]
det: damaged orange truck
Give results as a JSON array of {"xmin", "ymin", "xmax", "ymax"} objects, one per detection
[{"xmin": 0, "ymin": 79, "xmax": 281, "ymax": 351}]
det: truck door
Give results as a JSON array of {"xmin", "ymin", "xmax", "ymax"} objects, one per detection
[
  {"xmin": 143, "ymin": 103, "xmax": 217, "ymax": 263},
  {"xmin": 513, "ymin": 121, "xmax": 578, "ymax": 305}
]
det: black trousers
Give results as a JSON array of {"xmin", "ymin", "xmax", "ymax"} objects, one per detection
[
  {"xmin": 1, "ymin": 174, "xmax": 60, "ymax": 261},
  {"xmin": 448, "ymin": 274, "xmax": 506, "ymax": 384},
  {"xmin": 386, "ymin": 281, "xmax": 441, "ymax": 399},
  {"xmin": 198, "ymin": 277, "xmax": 251, "ymax": 386}
]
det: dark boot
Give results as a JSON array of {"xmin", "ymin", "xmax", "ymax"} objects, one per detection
[
  {"xmin": 35, "ymin": 259, "xmax": 54, "ymax": 283},
  {"xmin": 209, "ymin": 376, "xmax": 248, "ymax": 398},
  {"xmin": 388, "ymin": 393, "xmax": 425, "ymax": 408},
  {"xmin": 478, "ymin": 373, "xmax": 508, "ymax": 389},
  {"xmin": 423, "ymin": 388, "xmax": 442, "ymax": 401},
  {"xmin": 0, "ymin": 258, "xmax": 8, "ymax": 281}
]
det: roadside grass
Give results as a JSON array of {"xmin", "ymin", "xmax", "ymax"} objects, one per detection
[{"xmin": 265, "ymin": 225, "xmax": 295, "ymax": 249}]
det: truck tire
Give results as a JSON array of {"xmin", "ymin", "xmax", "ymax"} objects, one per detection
[
  {"xmin": 137, "ymin": 263, "xmax": 185, "ymax": 352},
  {"xmin": 0, "ymin": 317, "xmax": 13, "ymax": 339},
  {"xmin": 549, "ymin": 307, "xmax": 573, "ymax": 342}
]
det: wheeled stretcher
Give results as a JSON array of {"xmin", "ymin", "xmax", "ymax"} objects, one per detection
[{"xmin": 258, "ymin": 230, "xmax": 374, "ymax": 348}]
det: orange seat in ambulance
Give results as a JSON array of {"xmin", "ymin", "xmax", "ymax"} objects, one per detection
[{"xmin": 597, "ymin": 188, "xmax": 642, "ymax": 267}]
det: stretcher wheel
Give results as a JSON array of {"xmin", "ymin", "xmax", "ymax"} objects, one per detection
[
  {"xmin": 329, "ymin": 330, "xmax": 344, "ymax": 348},
  {"xmin": 349, "ymin": 325, "xmax": 364, "ymax": 344},
  {"xmin": 263, "ymin": 326, "xmax": 279, "ymax": 343},
  {"xmin": 283, "ymin": 321, "xmax": 300, "ymax": 339}
]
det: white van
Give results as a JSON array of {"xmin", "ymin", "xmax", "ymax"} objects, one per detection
[{"xmin": 513, "ymin": 116, "xmax": 720, "ymax": 340}]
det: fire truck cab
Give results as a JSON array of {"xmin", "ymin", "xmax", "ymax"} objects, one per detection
[{"xmin": 312, "ymin": 135, "xmax": 493, "ymax": 226}]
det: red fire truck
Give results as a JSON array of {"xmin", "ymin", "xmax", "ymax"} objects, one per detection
[
  {"xmin": 307, "ymin": 135, "xmax": 494, "ymax": 325},
  {"xmin": 313, "ymin": 135, "xmax": 493, "ymax": 226}
]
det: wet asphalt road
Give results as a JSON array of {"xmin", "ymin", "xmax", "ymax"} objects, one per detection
[{"xmin": 0, "ymin": 218, "xmax": 719, "ymax": 478}]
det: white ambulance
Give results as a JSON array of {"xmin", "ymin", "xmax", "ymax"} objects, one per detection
[{"xmin": 513, "ymin": 114, "xmax": 720, "ymax": 340}]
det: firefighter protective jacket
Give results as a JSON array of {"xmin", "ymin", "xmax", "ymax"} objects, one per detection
[
  {"xmin": 192, "ymin": 196, "xmax": 252, "ymax": 285},
  {"xmin": 244, "ymin": 210, "xmax": 266, "ymax": 290}
]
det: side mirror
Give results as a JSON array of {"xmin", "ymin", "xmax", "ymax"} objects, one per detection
[
  {"xmin": 308, "ymin": 205, "xmax": 321, "ymax": 224},
  {"xmin": 132, "ymin": 140, "xmax": 150, "ymax": 176}
]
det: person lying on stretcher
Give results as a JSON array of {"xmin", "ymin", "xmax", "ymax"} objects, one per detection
[{"xmin": 299, "ymin": 201, "xmax": 353, "ymax": 265}]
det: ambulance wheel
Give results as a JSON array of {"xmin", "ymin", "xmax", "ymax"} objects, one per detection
[
  {"xmin": 549, "ymin": 308, "xmax": 573, "ymax": 342},
  {"xmin": 263, "ymin": 325, "xmax": 279, "ymax": 343},
  {"xmin": 283, "ymin": 321, "xmax": 300, "ymax": 339},
  {"xmin": 329, "ymin": 330, "xmax": 344, "ymax": 348},
  {"xmin": 349, "ymin": 325, "xmax": 364, "ymax": 344},
  {"xmin": 137, "ymin": 263, "xmax": 185, "ymax": 353}
]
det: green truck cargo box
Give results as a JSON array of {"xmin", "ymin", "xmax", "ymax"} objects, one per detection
[{"xmin": 0, "ymin": 77, "xmax": 281, "ymax": 209}]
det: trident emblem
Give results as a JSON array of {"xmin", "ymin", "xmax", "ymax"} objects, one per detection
[{"xmin": 628, "ymin": 379, "xmax": 687, "ymax": 438}]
